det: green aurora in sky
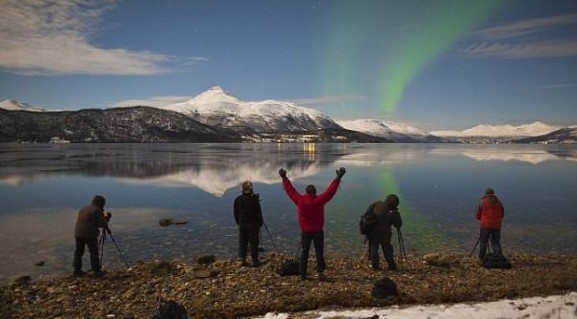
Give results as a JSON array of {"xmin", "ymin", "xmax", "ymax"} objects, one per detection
[{"xmin": 321, "ymin": 0, "xmax": 511, "ymax": 116}]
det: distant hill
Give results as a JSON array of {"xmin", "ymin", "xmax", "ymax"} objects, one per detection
[
  {"xmin": 337, "ymin": 119, "xmax": 446, "ymax": 143},
  {"xmin": 513, "ymin": 126, "xmax": 577, "ymax": 144},
  {"xmin": 0, "ymin": 100, "xmax": 45, "ymax": 112},
  {"xmin": 430, "ymin": 122, "xmax": 561, "ymax": 142},
  {"xmin": 0, "ymin": 106, "xmax": 241, "ymax": 143}
]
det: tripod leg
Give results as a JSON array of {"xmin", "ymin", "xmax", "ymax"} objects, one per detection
[
  {"xmin": 100, "ymin": 231, "xmax": 106, "ymax": 268},
  {"xmin": 263, "ymin": 222, "xmax": 279, "ymax": 254},
  {"xmin": 469, "ymin": 235, "xmax": 480, "ymax": 258}
]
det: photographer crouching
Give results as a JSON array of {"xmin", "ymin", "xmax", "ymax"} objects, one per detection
[{"xmin": 73, "ymin": 195, "xmax": 112, "ymax": 278}]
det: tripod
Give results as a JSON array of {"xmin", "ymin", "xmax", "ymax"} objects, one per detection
[
  {"xmin": 470, "ymin": 232, "xmax": 496, "ymax": 258},
  {"xmin": 100, "ymin": 226, "xmax": 130, "ymax": 268},
  {"xmin": 262, "ymin": 221, "xmax": 280, "ymax": 254},
  {"xmin": 397, "ymin": 227, "xmax": 407, "ymax": 260}
]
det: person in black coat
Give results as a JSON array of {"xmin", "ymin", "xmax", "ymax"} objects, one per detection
[
  {"xmin": 233, "ymin": 181, "xmax": 264, "ymax": 267},
  {"xmin": 365, "ymin": 194, "xmax": 402, "ymax": 271},
  {"xmin": 73, "ymin": 195, "xmax": 111, "ymax": 277}
]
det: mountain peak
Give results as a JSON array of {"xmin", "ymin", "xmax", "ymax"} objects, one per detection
[{"xmin": 190, "ymin": 86, "xmax": 240, "ymax": 105}]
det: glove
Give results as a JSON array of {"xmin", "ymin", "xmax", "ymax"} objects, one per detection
[
  {"xmin": 336, "ymin": 167, "xmax": 346, "ymax": 179},
  {"xmin": 279, "ymin": 168, "xmax": 287, "ymax": 179},
  {"xmin": 104, "ymin": 211, "xmax": 112, "ymax": 221}
]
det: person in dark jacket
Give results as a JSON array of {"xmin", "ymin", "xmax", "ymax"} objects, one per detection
[
  {"xmin": 73, "ymin": 195, "xmax": 111, "ymax": 277},
  {"xmin": 234, "ymin": 181, "xmax": 264, "ymax": 267},
  {"xmin": 475, "ymin": 187, "xmax": 505, "ymax": 260},
  {"xmin": 279, "ymin": 167, "xmax": 346, "ymax": 280},
  {"xmin": 366, "ymin": 194, "xmax": 402, "ymax": 271}
]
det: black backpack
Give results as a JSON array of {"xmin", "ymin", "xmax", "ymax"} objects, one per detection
[
  {"xmin": 275, "ymin": 259, "xmax": 299, "ymax": 276},
  {"xmin": 153, "ymin": 300, "xmax": 189, "ymax": 319},
  {"xmin": 359, "ymin": 210, "xmax": 378, "ymax": 235},
  {"xmin": 371, "ymin": 277, "xmax": 397, "ymax": 299},
  {"xmin": 481, "ymin": 253, "xmax": 512, "ymax": 269}
]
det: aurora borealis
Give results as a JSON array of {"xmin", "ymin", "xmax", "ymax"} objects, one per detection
[{"xmin": 322, "ymin": 0, "xmax": 511, "ymax": 116}]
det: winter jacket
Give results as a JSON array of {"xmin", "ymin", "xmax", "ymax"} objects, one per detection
[
  {"xmin": 476, "ymin": 194, "xmax": 505, "ymax": 229},
  {"xmin": 282, "ymin": 178, "xmax": 341, "ymax": 233},
  {"xmin": 74, "ymin": 204, "xmax": 109, "ymax": 240},
  {"xmin": 233, "ymin": 193, "xmax": 263, "ymax": 228},
  {"xmin": 367, "ymin": 201, "xmax": 402, "ymax": 245}
]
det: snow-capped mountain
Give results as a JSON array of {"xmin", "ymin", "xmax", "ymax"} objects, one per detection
[
  {"xmin": 162, "ymin": 86, "xmax": 342, "ymax": 133},
  {"xmin": 430, "ymin": 122, "xmax": 560, "ymax": 138},
  {"xmin": 337, "ymin": 119, "xmax": 445, "ymax": 143},
  {"xmin": 3, "ymin": 91, "xmax": 575, "ymax": 143},
  {"xmin": 0, "ymin": 100, "xmax": 45, "ymax": 112},
  {"xmin": 514, "ymin": 125, "xmax": 577, "ymax": 144}
]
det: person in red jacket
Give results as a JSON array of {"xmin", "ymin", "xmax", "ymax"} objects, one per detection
[
  {"xmin": 475, "ymin": 188, "xmax": 505, "ymax": 260},
  {"xmin": 279, "ymin": 167, "xmax": 346, "ymax": 281}
]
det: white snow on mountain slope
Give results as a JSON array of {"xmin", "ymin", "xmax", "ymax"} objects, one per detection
[
  {"xmin": 431, "ymin": 121, "xmax": 560, "ymax": 137},
  {"xmin": 163, "ymin": 86, "xmax": 340, "ymax": 131},
  {"xmin": 338, "ymin": 119, "xmax": 429, "ymax": 137},
  {"xmin": 0, "ymin": 100, "xmax": 45, "ymax": 112}
]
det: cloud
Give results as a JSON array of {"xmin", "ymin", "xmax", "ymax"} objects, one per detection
[
  {"xmin": 291, "ymin": 95, "xmax": 365, "ymax": 105},
  {"xmin": 462, "ymin": 40, "xmax": 577, "ymax": 58},
  {"xmin": 0, "ymin": 0, "xmax": 205, "ymax": 76},
  {"xmin": 461, "ymin": 14, "xmax": 577, "ymax": 58},
  {"xmin": 471, "ymin": 14, "xmax": 577, "ymax": 40},
  {"xmin": 112, "ymin": 96, "xmax": 193, "ymax": 108}
]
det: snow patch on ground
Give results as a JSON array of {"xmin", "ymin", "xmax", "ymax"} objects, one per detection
[{"xmin": 252, "ymin": 292, "xmax": 577, "ymax": 319}]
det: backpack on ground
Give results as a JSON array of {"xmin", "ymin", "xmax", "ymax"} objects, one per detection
[
  {"xmin": 481, "ymin": 253, "xmax": 512, "ymax": 269},
  {"xmin": 275, "ymin": 259, "xmax": 299, "ymax": 276},
  {"xmin": 371, "ymin": 277, "xmax": 397, "ymax": 299},
  {"xmin": 359, "ymin": 210, "xmax": 378, "ymax": 235},
  {"xmin": 153, "ymin": 299, "xmax": 189, "ymax": 319}
]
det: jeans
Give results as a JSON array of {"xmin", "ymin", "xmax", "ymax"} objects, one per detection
[
  {"xmin": 299, "ymin": 230, "xmax": 326, "ymax": 277},
  {"xmin": 73, "ymin": 236, "xmax": 101, "ymax": 272},
  {"xmin": 369, "ymin": 240, "xmax": 397, "ymax": 270},
  {"xmin": 479, "ymin": 228, "xmax": 502, "ymax": 259}
]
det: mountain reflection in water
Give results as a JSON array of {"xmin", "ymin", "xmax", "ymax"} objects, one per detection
[{"xmin": 0, "ymin": 143, "xmax": 576, "ymax": 282}]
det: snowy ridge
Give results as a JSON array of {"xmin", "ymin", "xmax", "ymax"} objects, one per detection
[
  {"xmin": 338, "ymin": 119, "xmax": 429, "ymax": 137},
  {"xmin": 0, "ymin": 100, "xmax": 45, "ymax": 112},
  {"xmin": 162, "ymin": 86, "xmax": 339, "ymax": 132},
  {"xmin": 431, "ymin": 121, "xmax": 560, "ymax": 138},
  {"xmin": 337, "ymin": 119, "xmax": 440, "ymax": 142}
]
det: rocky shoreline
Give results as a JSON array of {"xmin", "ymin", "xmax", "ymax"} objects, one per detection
[{"xmin": 2, "ymin": 253, "xmax": 577, "ymax": 319}]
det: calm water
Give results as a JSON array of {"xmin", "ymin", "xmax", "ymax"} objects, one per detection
[{"xmin": 1, "ymin": 143, "xmax": 576, "ymax": 282}]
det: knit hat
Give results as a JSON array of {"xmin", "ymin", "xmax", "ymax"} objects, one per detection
[
  {"xmin": 241, "ymin": 181, "xmax": 253, "ymax": 194},
  {"xmin": 92, "ymin": 195, "xmax": 106, "ymax": 209},
  {"xmin": 485, "ymin": 188, "xmax": 494, "ymax": 195},
  {"xmin": 384, "ymin": 194, "xmax": 399, "ymax": 209}
]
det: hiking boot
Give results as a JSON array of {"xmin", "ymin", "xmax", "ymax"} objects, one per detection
[
  {"xmin": 73, "ymin": 269, "xmax": 85, "ymax": 277},
  {"xmin": 317, "ymin": 272, "xmax": 327, "ymax": 281},
  {"xmin": 240, "ymin": 259, "xmax": 249, "ymax": 267},
  {"xmin": 93, "ymin": 270, "xmax": 106, "ymax": 278},
  {"xmin": 252, "ymin": 260, "xmax": 262, "ymax": 268}
]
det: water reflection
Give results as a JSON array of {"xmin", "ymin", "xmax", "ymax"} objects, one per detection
[
  {"xmin": 1, "ymin": 143, "xmax": 576, "ymax": 282},
  {"xmin": 2, "ymin": 143, "xmax": 575, "ymax": 191}
]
